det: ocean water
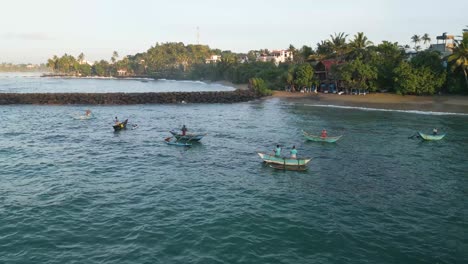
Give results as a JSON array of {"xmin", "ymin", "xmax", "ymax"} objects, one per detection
[
  {"xmin": 1, "ymin": 80, "xmax": 468, "ymax": 263},
  {"xmin": 0, "ymin": 72, "xmax": 234, "ymax": 93}
]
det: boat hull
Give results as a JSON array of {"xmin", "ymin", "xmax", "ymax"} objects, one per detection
[
  {"xmin": 113, "ymin": 119, "xmax": 128, "ymax": 131},
  {"xmin": 257, "ymin": 152, "xmax": 311, "ymax": 166},
  {"xmin": 268, "ymin": 163, "xmax": 308, "ymax": 171},
  {"xmin": 302, "ymin": 130, "xmax": 342, "ymax": 143},
  {"xmin": 170, "ymin": 130, "xmax": 206, "ymax": 141},
  {"xmin": 418, "ymin": 132, "xmax": 445, "ymax": 141}
]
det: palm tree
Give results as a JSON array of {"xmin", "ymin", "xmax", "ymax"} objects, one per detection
[
  {"xmin": 350, "ymin": 32, "xmax": 373, "ymax": 49},
  {"xmin": 448, "ymin": 32, "xmax": 468, "ymax": 89},
  {"xmin": 111, "ymin": 51, "xmax": 119, "ymax": 64},
  {"xmin": 77, "ymin": 52, "xmax": 85, "ymax": 64},
  {"xmin": 422, "ymin": 33, "xmax": 431, "ymax": 48},
  {"xmin": 329, "ymin": 32, "xmax": 348, "ymax": 57},
  {"xmin": 411, "ymin": 34, "xmax": 421, "ymax": 48}
]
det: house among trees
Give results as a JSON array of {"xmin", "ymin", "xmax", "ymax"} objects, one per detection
[
  {"xmin": 429, "ymin": 32, "xmax": 455, "ymax": 57},
  {"xmin": 314, "ymin": 59, "xmax": 344, "ymax": 92},
  {"xmin": 205, "ymin": 55, "xmax": 221, "ymax": 64},
  {"xmin": 257, "ymin": 49, "xmax": 293, "ymax": 65},
  {"xmin": 117, "ymin": 69, "xmax": 127, "ymax": 76}
]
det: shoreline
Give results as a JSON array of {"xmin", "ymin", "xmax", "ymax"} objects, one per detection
[{"xmin": 271, "ymin": 91, "xmax": 468, "ymax": 114}]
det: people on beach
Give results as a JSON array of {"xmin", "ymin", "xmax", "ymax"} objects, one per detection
[
  {"xmin": 290, "ymin": 145, "xmax": 297, "ymax": 159},
  {"xmin": 433, "ymin": 128, "xmax": 438, "ymax": 135},
  {"xmin": 274, "ymin": 145, "xmax": 281, "ymax": 157},
  {"xmin": 181, "ymin": 125, "xmax": 188, "ymax": 136},
  {"xmin": 321, "ymin": 129, "xmax": 327, "ymax": 138}
]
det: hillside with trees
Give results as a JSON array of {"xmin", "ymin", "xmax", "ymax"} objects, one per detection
[{"xmin": 46, "ymin": 29, "xmax": 468, "ymax": 95}]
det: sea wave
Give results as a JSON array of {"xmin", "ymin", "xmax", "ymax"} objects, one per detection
[{"xmin": 304, "ymin": 104, "xmax": 468, "ymax": 116}]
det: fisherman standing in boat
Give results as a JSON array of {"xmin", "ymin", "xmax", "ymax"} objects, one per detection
[
  {"xmin": 433, "ymin": 128, "xmax": 438, "ymax": 135},
  {"xmin": 181, "ymin": 125, "xmax": 188, "ymax": 136},
  {"xmin": 290, "ymin": 145, "xmax": 297, "ymax": 159},
  {"xmin": 274, "ymin": 145, "xmax": 281, "ymax": 157},
  {"xmin": 321, "ymin": 129, "xmax": 327, "ymax": 138},
  {"xmin": 114, "ymin": 116, "xmax": 120, "ymax": 125}
]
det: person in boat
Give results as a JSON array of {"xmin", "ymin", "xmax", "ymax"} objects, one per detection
[
  {"xmin": 85, "ymin": 109, "xmax": 91, "ymax": 116},
  {"xmin": 321, "ymin": 129, "xmax": 327, "ymax": 138},
  {"xmin": 181, "ymin": 125, "xmax": 188, "ymax": 136},
  {"xmin": 165, "ymin": 137, "xmax": 172, "ymax": 142},
  {"xmin": 114, "ymin": 116, "xmax": 120, "ymax": 125},
  {"xmin": 433, "ymin": 128, "xmax": 438, "ymax": 135},
  {"xmin": 274, "ymin": 145, "xmax": 281, "ymax": 157},
  {"xmin": 290, "ymin": 145, "xmax": 298, "ymax": 159}
]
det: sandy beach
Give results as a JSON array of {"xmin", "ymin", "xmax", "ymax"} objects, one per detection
[{"xmin": 271, "ymin": 91, "xmax": 468, "ymax": 114}]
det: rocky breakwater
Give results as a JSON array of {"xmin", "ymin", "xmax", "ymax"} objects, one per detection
[{"xmin": 0, "ymin": 90, "xmax": 262, "ymax": 105}]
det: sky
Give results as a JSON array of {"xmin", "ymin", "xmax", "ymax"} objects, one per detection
[{"xmin": 1, "ymin": 0, "xmax": 466, "ymax": 63}]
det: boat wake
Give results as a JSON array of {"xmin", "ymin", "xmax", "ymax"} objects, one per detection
[{"xmin": 304, "ymin": 104, "xmax": 468, "ymax": 116}]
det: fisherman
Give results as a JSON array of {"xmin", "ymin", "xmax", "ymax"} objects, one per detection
[
  {"xmin": 433, "ymin": 128, "xmax": 438, "ymax": 135},
  {"xmin": 85, "ymin": 109, "xmax": 91, "ymax": 116},
  {"xmin": 114, "ymin": 116, "xmax": 120, "ymax": 125},
  {"xmin": 290, "ymin": 145, "xmax": 298, "ymax": 159},
  {"xmin": 321, "ymin": 129, "xmax": 327, "ymax": 138},
  {"xmin": 274, "ymin": 145, "xmax": 281, "ymax": 157},
  {"xmin": 181, "ymin": 125, "xmax": 188, "ymax": 136}
]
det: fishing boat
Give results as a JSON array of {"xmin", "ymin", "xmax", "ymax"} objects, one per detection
[
  {"xmin": 164, "ymin": 137, "xmax": 192, "ymax": 147},
  {"xmin": 417, "ymin": 131, "xmax": 446, "ymax": 141},
  {"xmin": 268, "ymin": 163, "xmax": 308, "ymax": 171},
  {"xmin": 113, "ymin": 119, "xmax": 128, "ymax": 131},
  {"xmin": 302, "ymin": 130, "xmax": 342, "ymax": 143},
  {"xmin": 169, "ymin": 129, "xmax": 206, "ymax": 141},
  {"xmin": 257, "ymin": 152, "xmax": 311, "ymax": 171}
]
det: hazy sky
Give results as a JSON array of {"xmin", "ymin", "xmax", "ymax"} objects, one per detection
[{"xmin": 1, "ymin": 0, "xmax": 466, "ymax": 63}]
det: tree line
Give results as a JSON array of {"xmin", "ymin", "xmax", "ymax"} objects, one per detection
[{"xmin": 46, "ymin": 29, "xmax": 468, "ymax": 95}]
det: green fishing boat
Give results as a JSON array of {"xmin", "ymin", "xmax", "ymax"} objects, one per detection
[
  {"xmin": 302, "ymin": 130, "xmax": 342, "ymax": 143},
  {"xmin": 417, "ymin": 132, "xmax": 446, "ymax": 141}
]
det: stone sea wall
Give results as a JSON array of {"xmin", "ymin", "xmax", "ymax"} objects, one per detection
[{"xmin": 0, "ymin": 90, "xmax": 261, "ymax": 105}]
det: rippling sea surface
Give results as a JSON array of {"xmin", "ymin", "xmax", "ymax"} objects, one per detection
[
  {"xmin": 1, "ymin": 78, "xmax": 467, "ymax": 263},
  {"xmin": 0, "ymin": 72, "xmax": 234, "ymax": 93}
]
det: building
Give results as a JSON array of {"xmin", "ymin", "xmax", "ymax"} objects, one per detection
[
  {"xmin": 314, "ymin": 59, "xmax": 345, "ymax": 93},
  {"xmin": 117, "ymin": 69, "xmax": 128, "ymax": 76},
  {"xmin": 205, "ymin": 55, "xmax": 221, "ymax": 64},
  {"xmin": 257, "ymin": 49, "xmax": 293, "ymax": 65},
  {"xmin": 428, "ymin": 33, "xmax": 454, "ymax": 57}
]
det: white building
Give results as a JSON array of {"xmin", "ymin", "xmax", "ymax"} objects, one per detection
[
  {"xmin": 257, "ymin": 49, "xmax": 293, "ymax": 65},
  {"xmin": 205, "ymin": 55, "xmax": 221, "ymax": 64}
]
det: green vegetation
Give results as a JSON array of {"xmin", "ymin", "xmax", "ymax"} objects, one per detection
[
  {"xmin": 249, "ymin": 78, "xmax": 272, "ymax": 96},
  {"xmin": 45, "ymin": 29, "xmax": 468, "ymax": 95}
]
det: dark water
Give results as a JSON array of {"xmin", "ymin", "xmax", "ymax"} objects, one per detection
[{"xmin": 1, "ymin": 98, "xmax": 467, "ymax": 263}]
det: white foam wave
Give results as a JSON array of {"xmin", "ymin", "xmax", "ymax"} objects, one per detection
[{"xmin": 304, "ymin": 104, "xmax": 468, "ymax": 116}]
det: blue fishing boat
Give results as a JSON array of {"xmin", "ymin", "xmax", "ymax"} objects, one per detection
[
  {"xmin": 170, "ymin": 129, "xmax": 206, "ymax": 141},
  {"xmin": 164, "ymin": 137, "xmax": 192, "ymax": 147}
]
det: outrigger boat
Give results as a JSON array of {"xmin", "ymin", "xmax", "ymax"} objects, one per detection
[
  {"xmin": 113, "ymin": 119, "xmax": 128, "ymax": 131},
  {"xmin": 164, "ymin": 137, "xmax": 192, "ymax": 147},
  {"xmin": 417, "ymin": 131, "xmax": 446, "ymax": 141},
  {"xmin": 302, "ymin": 130, "xmax": 342, "ymax": 143},
  {"xmin": 257, "ymin": 152, "xmax": 311, "ymax": 171},
  {"xmin": 170, "ymin": 129, "xmax": 206, "ymax": 141}
]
